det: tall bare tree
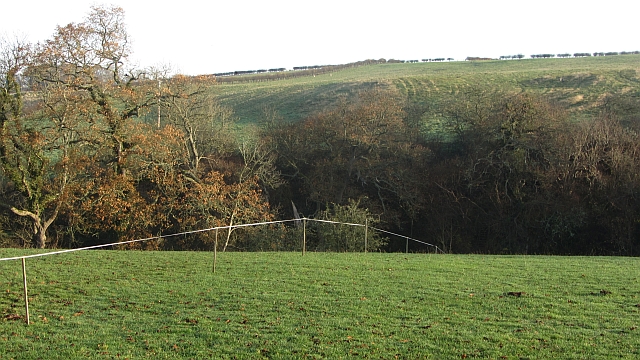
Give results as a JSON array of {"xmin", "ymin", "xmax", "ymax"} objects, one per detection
[
  {"xmin": 160, "ymin": 75, "xmax": 235, "ymax": 178},
  {"xmin": 28, "ymin": 5, "xmax": 155, "ymax": 175}
]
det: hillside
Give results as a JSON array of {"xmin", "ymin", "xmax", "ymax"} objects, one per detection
[{"xmin": 212, "ymin": 55, "xmax": 640, "ymax": 130}]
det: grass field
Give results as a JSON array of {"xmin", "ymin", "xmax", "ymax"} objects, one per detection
[
  {"xmin": 1, "ymin": 250, "xmax": 638, "ymax": 359},
  {"xmin": 212, "ymin": 55, "xmax": 640, "ymax": 131}
]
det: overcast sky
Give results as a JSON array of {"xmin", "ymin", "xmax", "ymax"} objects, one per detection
[{"xmin": 2, "ymin": 0, "xmax": 638, "ymax": 75}]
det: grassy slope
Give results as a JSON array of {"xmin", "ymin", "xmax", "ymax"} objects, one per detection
[
  {"xmin": 214, "ymin": 55, "xmax": 640, "ymax": 134},
  {"xmin": 1, "ymin": 250, "xmax": 638, "ymax": 359}
]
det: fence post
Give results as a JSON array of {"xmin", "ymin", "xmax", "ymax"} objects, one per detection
[
  {"xmin": 364, "ymin": 218, "xmax": 368, "ymax": 253},
  {"xmin": 406, "ymin": 237, "xmax": 409, "ymax": 254},
  {"xmin": 21, "ymin": 258, "xmax": 30, "ymax": 325},
  {"xmin": 302, "ymin": 218, "xmax": 306, "ymax": 256},
  {"xmin": 213, "ymin": 228, "xmax": 218, "ymax": 273}
]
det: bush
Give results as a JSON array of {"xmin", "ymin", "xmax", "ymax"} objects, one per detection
[{"xmin": 315, "ymin": 199, "xmax": 387, "ymax": 252}]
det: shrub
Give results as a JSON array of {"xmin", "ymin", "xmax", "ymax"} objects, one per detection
[{"xmin": 315, "ymin": 199, "xmax": 387, "ymax": 252}]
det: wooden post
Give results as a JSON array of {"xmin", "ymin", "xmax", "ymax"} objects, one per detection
[
  {"xmin": 213, "ymin": 228, "xmax": 218, "ymax": 273},
  {"xmin": 364, "ymin": 218, "xmax": 368, "ymax": 253},
  {"xmin": 21, "ymin": 258, "xmax": 29, "ymax": 325},
  {"xmin": 157, "ymin": 79, "xmax": 161, "ymax": 129},
  {"xmin": 302, "ymin": 218, "xmax": 306, "ymax": 256}
]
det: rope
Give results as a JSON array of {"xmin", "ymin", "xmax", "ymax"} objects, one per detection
[
  {"xmin": 306, "ymin": 218, "xmax": 365, "ymax": 227},
  {"xmin": 306, "ymin": 219, "xmax": 442, "ymax": 252},
  {"xmin": 0, "ymin": 219, "xmax": 297, "ymax": 262},
  {"xmin": 370, "ymin": 227, "xmax": 437, "ymax": 247},
  {"xmin": 0, "ymin": 218, "xmax": 443, "ymax": 261}
]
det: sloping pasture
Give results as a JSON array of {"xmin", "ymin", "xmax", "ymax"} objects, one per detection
[{"xmin": 213, "ymin": 55, "xmax": 640, "ymax": 130}]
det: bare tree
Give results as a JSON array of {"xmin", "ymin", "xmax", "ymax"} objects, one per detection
[{"xmin": 160, "ymin": 75, "xmax": 236, "ymax": 178}]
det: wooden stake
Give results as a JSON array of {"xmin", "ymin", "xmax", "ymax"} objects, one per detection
[
  {"xmin": 21, "ymin": 258, "xmax": 29, "ymax": 325},
  {"xmin": 364, "ymin": 218, "xmax": 368, "ymax": 253},
  {"xmin": 302, "ymin": 218, "xmax": 306, "ymax": 256},
  {"xmin": 213, "ymin": 228, "xmax": 218, "ymax": 273}
]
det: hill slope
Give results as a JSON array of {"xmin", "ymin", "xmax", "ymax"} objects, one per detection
[{"xmin": 212, "ymin": 55, "xmax": 640, "ymax": 130}]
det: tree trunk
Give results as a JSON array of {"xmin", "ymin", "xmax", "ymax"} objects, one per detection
[
  {"xmin": 6, "ymin": 206, "xmax": 57, "ymax": 249},
  {"xmin": 9, "ymin": 208, "xmax": 46, "ymax": 248},
  {"xmin": 34, "ymin": 225, "xmax": 47, "ymax": 249}
]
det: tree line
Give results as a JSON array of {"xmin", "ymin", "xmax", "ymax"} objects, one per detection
[
  {"xmin": 2, "ymin": 6, "xmax": 639, "ymax": 254},
  {"xmin": 502, "ymin": 52, "xmax": 640, "ymax": 60},
  {"xmin": 210, "ymin": 58, "xmax": 456, "ymax": 84},
  {"xmin": 210, "ymin": 59, "xmax": 392, "ymax": 84}
]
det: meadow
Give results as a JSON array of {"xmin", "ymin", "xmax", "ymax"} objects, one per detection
[{"xmin": 1, "ymin": 249, "xmax": 638, "ymax": 359}]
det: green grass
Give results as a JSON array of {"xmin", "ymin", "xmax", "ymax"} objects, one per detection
[
  {"xmin": 1, "ymin": 250, "xmax": 638, "ymax": 358},
  {"xmin": 213, "ymin": 55, "xmax": 640, "ymax": 134}
]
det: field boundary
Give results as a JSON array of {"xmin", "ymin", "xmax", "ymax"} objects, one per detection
[{"xmin": 0, "ymin": 218, "xmax": 443, "ymax": 262}]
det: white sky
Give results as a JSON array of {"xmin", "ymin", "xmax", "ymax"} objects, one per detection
[{"xmin": 2, "ymin": 0, "xmax": 638, "ymax": 75}]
